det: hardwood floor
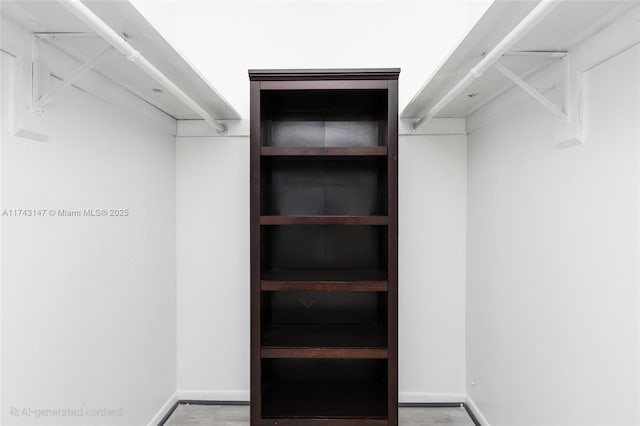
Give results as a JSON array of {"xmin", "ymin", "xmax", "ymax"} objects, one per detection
[{"xmin": 164, "ymin": 404, "xmax": 476, "ymax": 426}]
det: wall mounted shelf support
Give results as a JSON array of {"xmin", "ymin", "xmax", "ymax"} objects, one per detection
[
  {"xmin": 494, "ymin": 50, "xmax": 583, "ymax": 147},
  {"xmin": 31, "ymin": 32, "xmax": 114, "ymax": 115},
  {"xmin": 492, "ymin": 53, "xmax": 568, "ymax": 123}
]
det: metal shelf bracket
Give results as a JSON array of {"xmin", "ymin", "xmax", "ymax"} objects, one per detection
[
  {"xmin": 494, "ymin": 50, "xmax": 583, "ymax": 147},
  {"xmin": 493, "ymin": 51, "xmax": 584, "ymax": 148},
  {"xmin": 31, "ymin": 32, "xmax": 114, "ymax": 115},
  {"xmin": 493, "ymin": 51, "xmax": 568, "ymax": 124}
]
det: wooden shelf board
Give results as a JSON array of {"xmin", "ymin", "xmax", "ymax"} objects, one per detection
[
  {"xmin": 262, "ymin": 271, "xmax": 388, "ymax": 292},
  {"xmin": 262, "ymin": 281, "xmax": 388, "ymax": 292},
  {"xmin": 261, "ymin": 147, "xmax": 387, "ymax": 156},
  {"xmin": 260, "ymin": 216, "xmax": 388, "ymax": 225},
  {"xmin": 262, "ymin": 269, "xmax": 387, "ymax": 283},
  {"xmin": 262, "ymin": 325, "xmax": 387, "ymax": 349},
  {"xmin": 261, "ymin": 347, "xmax": 387, "ymax": 359}
]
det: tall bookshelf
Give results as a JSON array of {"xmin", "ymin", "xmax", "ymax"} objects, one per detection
[{"xmin": 249, "ymin": 69, "xmax": 399, "ymax": 426}]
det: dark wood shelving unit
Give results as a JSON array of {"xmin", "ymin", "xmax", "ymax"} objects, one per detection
[{"xmin": 250, "ymin": 68, "xmax": 399, "ymax": 426}]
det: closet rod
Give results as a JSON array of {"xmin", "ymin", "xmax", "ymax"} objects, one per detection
[
  {"xmin": 410, "ymin": 0, "xmax": 561, "ymax": 131},
  {"xmin": 58, "ymin": 0, "xmax": 228, "ymax": 134}
]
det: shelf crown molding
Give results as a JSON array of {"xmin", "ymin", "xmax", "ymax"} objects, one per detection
[{"xmin": 249, "ymin": 68, "xmax": 400, "ymax": 81}]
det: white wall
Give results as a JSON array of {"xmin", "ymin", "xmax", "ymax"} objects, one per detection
[
  {"xmin": 1, "ymin": 22, "xmax": 177, "ymax": 426},
  {"xmin": 175, "ymin": 136, "xmax": 250, "ymax": 400},
  {"xmin": 175, "ymin": 131, "xmax": 468, "ymax": 401},
  {"xmin": 399, "ymin": 134, "xmax": 467, "ymax": 402},
  {"xmin": 130, "ymin": 0, "xmax": 177, "ymax": 45},
  {"xmin": 466, "ymin": 14, "xmax": 640, "ymax": 426}
]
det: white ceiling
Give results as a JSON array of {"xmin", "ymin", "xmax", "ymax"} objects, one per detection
[{"xmin": 165, "ymin": 0, "xmax": 494, "ymax": 118}]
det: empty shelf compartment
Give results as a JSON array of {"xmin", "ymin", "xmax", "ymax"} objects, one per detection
[
  {"xmin": 261, "ymin": 90, "xmax": 388, "ymax": 148},
  {"xmin": 262, "ymin": 358, "xmax": 388, "ymax": 419},
  {"xmin": 261, "ymin": 156, "xmax": 388, "ymax": 216},
  {"xmin": 261, "ymin": 225, "xmax": 388, "ymax": 275}
]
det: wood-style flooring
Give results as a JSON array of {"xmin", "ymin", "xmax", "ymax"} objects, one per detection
[{"xmin": 164, "ymin": 404, "xmax": 476, "ymax": 426}]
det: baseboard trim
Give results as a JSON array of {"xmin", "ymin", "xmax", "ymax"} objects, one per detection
[
  {"xmin": 466, "ymin": 395, "xmax": 490, "ymax": 426},
  {"xmin": 399, "ymin": 402, "xmax": 463, "ymax": 407},
  {"xmin": 179, "ymin": 400, "xmax": 250, "ymax": 405},
  {"xmin": 399, "ymin": 392, "xmax": 466, "ymax": 403},
  {"xmin": 147, "ymin": 392, "xmax": 178, "ymax": 426},
  {"xmin": 177, "ymin": 389, "xmax": 249, "ymax": 401}
]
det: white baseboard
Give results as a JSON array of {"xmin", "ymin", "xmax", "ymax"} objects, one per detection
[
  {"xmin": 176, "ymin": 389, "xmax": 250, "ymax": 402},
  {"xmin": 465, "ymin": 395, "xmax": 490, "ymax": 426},
  {"xmin": 399, "ymin": 392, "xmax": 466, "ymax": 404},
  {"xmin": 147, "ymin": 392, "xmax": 178, "ymax": 426}
]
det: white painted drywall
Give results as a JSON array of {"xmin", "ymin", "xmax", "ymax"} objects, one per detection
[
  {"xmin": 466, "ymin": 18, "xmax": 640, "ymax": 426},
  {"xmin": 175, "ymin": 133, "xmax": 468, "ymax": 401},
  {"xmin": 399, "ymin": 134, "xmax": 467, "ymax": 402},
  {"xmin": 130, "ymin": 0, "xmax": 177, "ymax": 45},
  {"xmin": 0, "ymin": 21, "xmax": 177, "ymax": 426},
  {"xmin": 175, "ymin": 136, "xmax": 250, "ymax": 401}
]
